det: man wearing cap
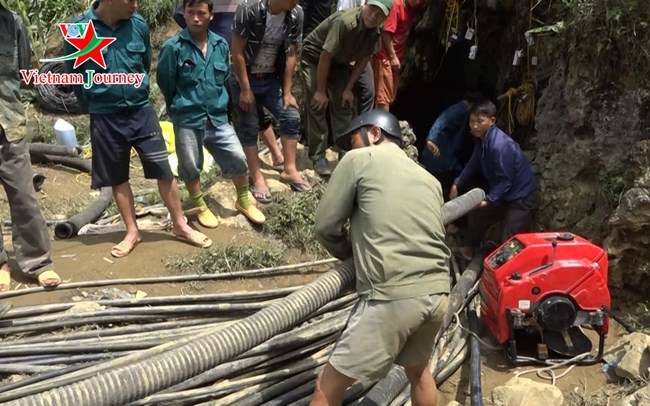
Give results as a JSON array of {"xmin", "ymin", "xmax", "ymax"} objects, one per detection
[
  {"xmin": 300, "ymin": 0, "xmax": 393, "ymax": 176},
  {"xmin": 311, "ymin": 109, "xmax": 450, "ymax": 405}
]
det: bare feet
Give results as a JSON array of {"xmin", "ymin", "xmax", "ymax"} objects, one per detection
[{"xmin": 0, "ymin": 264, "xmax": 10, "ymax": 292}]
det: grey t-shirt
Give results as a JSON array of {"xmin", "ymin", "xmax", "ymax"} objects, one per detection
[{"xmin": 251, "ymin": 11, "xmax": 286, "ymax": 74}]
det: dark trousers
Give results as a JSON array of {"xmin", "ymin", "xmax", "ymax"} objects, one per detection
[
  {"xmin": 464, "ymin": 189, "xmax": 541, "ymax": 248},
  {"xmin": 353, "ymin": 62, "xmax": 375, "ymax": 114}
]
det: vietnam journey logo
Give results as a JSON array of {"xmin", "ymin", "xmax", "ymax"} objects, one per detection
[{"xmin": 20, "ymin": 20, "xmax": 145, "ymax": 89}]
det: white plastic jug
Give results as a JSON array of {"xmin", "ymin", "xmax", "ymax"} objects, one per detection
[{"xmin": 53, "ymin": 118, "xmax": 78, "ymax": 147}]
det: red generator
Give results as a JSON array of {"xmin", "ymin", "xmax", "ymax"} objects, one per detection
[{"xmin": 480, "ymin": 232, "xmax": 611, "ymax": 365}]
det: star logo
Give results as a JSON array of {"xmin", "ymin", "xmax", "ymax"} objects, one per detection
[{"xmin": 41, "ymin": 20, "xmax": 116, "ymax": 69}]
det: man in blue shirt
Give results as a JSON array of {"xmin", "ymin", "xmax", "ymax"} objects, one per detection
[
  {"xmin": 421, "ymin": 92, "xmax": 483, "ymax": 200},
  {"xmin": 450, "ymin": 100, "xmax": 540, "ymax": 260}
]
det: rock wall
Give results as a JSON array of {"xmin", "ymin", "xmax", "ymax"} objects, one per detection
[{"xmin": 531, "ymin": 68, "xmax": 650, "ymax": 304}]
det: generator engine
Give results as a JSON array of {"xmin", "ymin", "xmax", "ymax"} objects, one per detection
[{"xmin": 480, "ymin": 232, "xmax": 610, "ymax": 365}]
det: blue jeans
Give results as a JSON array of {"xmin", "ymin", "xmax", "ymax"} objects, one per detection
[
  {"xmin": 174, "ymin": 122, "xmax": 248, "ymax": 180},
  {"xmin": 228, "ymin": 73, "xmax": 300, "ymax": 147}
]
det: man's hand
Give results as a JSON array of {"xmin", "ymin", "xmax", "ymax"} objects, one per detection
[
  {"xmin": 390, "ymin": 55, "xmax": 401, "ymax": 71},
  {"xmin": 427, "ymin": 140, "xmax": 440, "ymax": 157},
  {"xmin": 311, "ymin": 90, "xmax": 328, "ymax": 112},
  {"xmin": 449, "ymin": 184, "xmax": 459, "ymax": 199},
  {"xmin": 239, "ymin": 89, "xmax": 255, "ymax": 113},
  {"xmin": 283, "ymin": 93, "xmax": 298, "ymax": 110},
  {"xmin": 478, "ymin": 200, "xmax": 489, "ymax": 208},
  {"xmin": 341, "ymin": 89, "xmax": 355, "ymax": 109}
]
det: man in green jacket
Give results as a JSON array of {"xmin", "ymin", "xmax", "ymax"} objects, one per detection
[
  {"xmin": 311, "ymin": 109, "xmax": 450, "ymax": 405},
  {"xmin": 301, "ymin": 0, "xmax": 392, "ymax": 176},
  {"xmin": 157, "ymin": 0, "xmax": 265, "ymax": 226},
  {"xmin": 0, "ymin": 4, "xmax": 60, "ymax": 290},
  {"xmin": 65, "ymin": 0, "xmax": 212, "ymax": 257}
]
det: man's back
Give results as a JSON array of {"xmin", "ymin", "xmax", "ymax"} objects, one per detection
[{"xmin": 315, "ymin": 142, "xmax": 451, "ymax": 301}]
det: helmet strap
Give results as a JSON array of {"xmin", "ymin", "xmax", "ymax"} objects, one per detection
[
  {"xmin": 361, "ymin": 127, "xmax": 385, "ymax": 147},
  {"xmin": 361, "ymin": 127, "xmax": 371, "ymax": 147}
]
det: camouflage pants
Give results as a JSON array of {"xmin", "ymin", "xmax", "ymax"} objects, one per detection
[{"xmin": 0, "ymin": 126, "xmax": 53, "ymax": 277}]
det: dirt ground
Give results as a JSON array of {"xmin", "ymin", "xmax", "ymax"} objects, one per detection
[{"xmin": 0, "ymin": 164, "xmax": 632, "ymax": 405}]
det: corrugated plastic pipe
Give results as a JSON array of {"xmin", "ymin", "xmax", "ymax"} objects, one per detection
[{"xmin": 6, "ymin": 188, "xmax": 484, "ymax": 406}]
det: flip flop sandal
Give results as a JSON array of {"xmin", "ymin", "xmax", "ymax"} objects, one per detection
[
  {"xmin": 175, "ymin": 230, "xmax": 212, "ymax": 248},
  {"xmin": 283, "ymin": 180, "xmax": 312, "ymax": 192},
  {"xmin": 249, "ymin": 185, "xmax": 273, "ymax": 204},
  {"xmin": 37, "ymin": 270, "xmax": 61, "ymax": 288},
  {"xmin": 0, "ymin": 270, "xmax": 10, "ymax": 293},
  {"xmin": 111, "ymin": 240, "xmax": 139, "ymax": 258}
]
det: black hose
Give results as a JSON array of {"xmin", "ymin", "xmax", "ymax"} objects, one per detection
[
  {"xmin": 28, "ymin": 143, "xmax": 82, "ymax": 158},
  {"xmin": 4, "ymin": 259, "xmax": 356, "ymax": 406},
  {"xmin": 34, "ymin": 61, "xmax": 81, "ymax": 114},
  {"xmin": 235, "ymin": 368, "xmax": 319, "ymax": 406},
  {"xmin": 0, "ymin": 361, "xmax": 103, "ymax": 395},
  {"xmin": 0, "ymin": 314, "xmax": 225, "ymax": 337},
  {"xmin": 0, "ymin": 352, "xmax": 132, "ymax": 367},
  {"xmin": 0, "ymin": 317, "xmax": 222, "ymax": 347},
  {"xmin": 32, "ymin": 173, "xmax": 46, "ymax": 192},
  {"xmin": 54, "ymin": 186, "xmax": 113, "ymax": 239},
  {"xmin": 31, "ymin": 154, "xmax": 91, "ymax": 173},
  {"xmin": 0, "ymin": 258, "xmax": 337, "ymax": 300},
  {"xmin": 131, "ymin": 310, "xmax": 348, "ymax": 398},
  {"xmin": 469, "ymin": 301, "xmax": 482, "ymax": 406},
  {"xmin": 4, "ymin": 192, "xmax": 483, "ymax": 406},
  {"xmin": 4, "ymin": 302, "xmax": 271, "ymax": 328},
  {"xmin": 135, "ymin": 345, "xmax": 332, "ymax": 405},
  {"xmin": 0, "ymin": 363, "xmax": 64, "ymax": 374}
]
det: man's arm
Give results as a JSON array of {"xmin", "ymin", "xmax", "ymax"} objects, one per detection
[
  {"xmin": 344, "ymin": 55, "xmax": 369, "ymax": 92},
  {"xmin": 143, "ymin": 25, "xmax": 152, "ymax": 74},
  {"xmin": 15, "ymin": 14, "xmax": 31, "ymax": 72},
  {"xmin": 63, "ymin": 23, "xmax": 89, "ymax": 113},
  {"xmin": 283, "ymin": 43, "xmax": 299, "ymax": 108},
  {"xmin": 314, "ymin": 156, "xmax": 358, "ymax": 260},
  {"xmin": 155, "ymin": 43, "xmax": 177, "ymax": 110},
  {"xmin": 231, "ymin": 4, "xmax": 255, "ymax": 111},
  {"xmin": 381, "ymin": 31, "xmax": 398, "ymax": 65}
]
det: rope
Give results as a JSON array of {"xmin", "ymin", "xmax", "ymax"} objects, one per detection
[
  {"xmin": 515, "ymin": 80, "xmax": 536, "ymax": 126},
  {"xmin": 34, "ymin": 62, "xmax": 81, "ymax": 115},
  {"xmin": 514, "ymin": 352, "xmax": 591, "ymax": 386}
]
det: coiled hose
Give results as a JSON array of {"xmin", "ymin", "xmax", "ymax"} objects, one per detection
[
  {"xmin": 34, "ymin": 62, "xmax": 81, "ymax": 114},
  {"xmin": 6, "ymin": 260, "xmax": 356, "ymax": 406},
  {"xmin": 6, "ymin": 188, "xmax": 484, "ymax": 406}
]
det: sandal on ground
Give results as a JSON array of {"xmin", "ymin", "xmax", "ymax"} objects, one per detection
[
  {"xmin": 175, "ymin": 230, "xmax": 212, "ymax": 248},
  {"xmin": 0, "ymin": 270, "xmax": 10, "ymax": 292},
  {"xmin": 111, "ymin": 240, "xmax": 139, "ymax": 258},
  {"xmin": 235, "ymin": 201, "xmax": 266, "ymax": 224},
  {"xmin": 38, "ymin": 270, "xmax": 61, "ymax": 288},
  {"xmin": 249, "ymin": 185, "xmax": 273, "ymax": 204},
  {"xmin": 281, "ymin": 179, "xmax": 312, "ymax": 192}
]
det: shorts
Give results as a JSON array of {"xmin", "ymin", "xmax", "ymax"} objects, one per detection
[
  {"xmin": 174, "ymin": 122, "xmax": 248, "ymax": 180},
  {"xmin": 89, "ymin": 106, "xmax": 173, "ymax": 188},
  {"xmin": 329, "ymin": 293, "xmax": 448, "ymax": 385},
  {"xmin": 372, "ymin": 56, "xmax": 400, "ymax": 107}
]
